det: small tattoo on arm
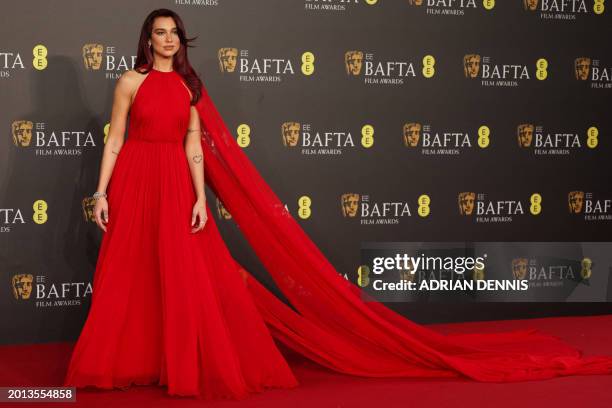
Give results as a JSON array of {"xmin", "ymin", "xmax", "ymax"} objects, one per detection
[
  {"xmin": 192, "ymin": 154, "xmax": 202, "ymax": 163},
  {"xmin": 111, "ymin": 150, "xmax": 119, "ymax": 155}
]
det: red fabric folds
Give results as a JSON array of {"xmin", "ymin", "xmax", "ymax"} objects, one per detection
[
  {"xmin": 194, "ymin": 82, "xmax": 612, "ymax": 383},
  {"xmin": 64, "ymin": 69, "xmax": 299, "ymax": 400}
]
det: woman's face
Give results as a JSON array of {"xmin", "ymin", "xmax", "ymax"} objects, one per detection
[{"xmin": 150, "ymin": 16, "xmax": 180, "ymax": 58}]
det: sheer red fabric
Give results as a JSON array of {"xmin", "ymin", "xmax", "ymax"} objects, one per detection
[
  {"xmin": 64, "ymin": 69, "xmax": 612, "ymax": 403},
  {"xmin": 194, "ymin": 81, "xmax": 612, "ymax": 384},
  {"xmin": 64, "ymin": 69, "xmax": 298, "ymax": 400}
]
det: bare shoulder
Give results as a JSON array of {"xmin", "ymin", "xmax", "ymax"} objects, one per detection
[
  {"xmin": 118, "ymin": 69, "xmax": 146, "ymax": 87},
  {"xmin": 114, "ymin": 70, "xmax": 136, "ymax": 93},
  {"xmin": 116, "ymin": 69, "xmax": 148, "ymax": 102}
]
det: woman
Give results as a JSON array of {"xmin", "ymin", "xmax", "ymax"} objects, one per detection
[
  {"xmin": 64, "ymin": 9, "xmax": 297, "ymax": 400},
  {"xmin": 64, "ymin": 8, "xmax": 612, "ymax": 401}
]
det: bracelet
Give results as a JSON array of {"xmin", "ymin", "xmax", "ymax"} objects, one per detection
[{"xmin": 92, "ymin": 191, "xmax": 107, "ymax": 200}]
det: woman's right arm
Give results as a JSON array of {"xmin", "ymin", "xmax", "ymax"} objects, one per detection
[{"xmin": 93, "ymin": 70, "xmax": 135, "ymax": 232}]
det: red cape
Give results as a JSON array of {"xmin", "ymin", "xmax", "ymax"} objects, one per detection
[{"xmin": 193, "ymin": 82, "xmax": 612, "ymax": 382}]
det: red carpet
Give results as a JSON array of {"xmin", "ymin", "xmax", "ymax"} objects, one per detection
[{"xmin": 2, "ymin": 315, "xmax": 612, "ymax": 407}]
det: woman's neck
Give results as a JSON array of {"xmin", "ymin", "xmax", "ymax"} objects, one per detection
[{"xmin": 152, "ymin": 59, "xmax": 173, "ymax": 72}]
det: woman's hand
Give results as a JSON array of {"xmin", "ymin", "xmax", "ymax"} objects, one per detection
[
  {"xmin": 94, "ymin": 197, "xmax": 109, "ymax": 232},
  {"xmin": 191, "ymin": 198, "xmax": 208, "ymax": 233}
]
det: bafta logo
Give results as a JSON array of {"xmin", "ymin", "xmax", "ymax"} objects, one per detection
[
  {"xmin": 345, "ymin": 51, "xmax": 363, "ymax": 76},
  {"xmin": 12, "ymin": 120, "xmax": 33, "ymax": 147},
  {"xmin": 218, "ymin": 47, "xmax": 238, "ymax": 73},
  {"xmin": 398, "ymin": 259, "xmax": 416, "ymax": 283},
  {"xmin": 408, "ymin": 0, "xmax": 423, "ymax": 5},
  {"xmin": 523, "ymin": 0, "xmax": 539, "ymax": 11},
  {"xmin": 568, "ymin": 191, "xmax": 585, "ymax": 214},
  {"xmin": 403, "ymin": 122, "xmax": 421, "ymax": 147},
  {"xmin": 341, "ymin": 193, "xmax": 360, "ymax": 217},
  {"xmin": 81, "ymin": 197, "xmax": 96, "ymax": 222},
  {"xmin": 511, "ymin": 258, "xmax": 528, "ymax": 280},
  {"xmin": 472, "ymin": 266, "xmax": 485, "ymax": 281},
  {"xmin": 281, "ymin": 122, "xmax": 300, "ymax": 147},
  {"xmin": 463, "ymin": 54, "xmax": 481, "ymax": 79},
  {"xmin": 216, "ymin": 198, "xmax": 232, "ymax": 219},
  {"xmin": 458, "ymin": 192, "xmax": 476, "ymax": 215},
  {"xmin": 517, "ymin": 123, "xmax": 534, "ymax": 147},
  {"xmin": 82, "ymin": 43, "xmax": 103, "ymax": 70},
  {"xmin": 12, "ymin": 274, "xmax": 33, "ymax": 300},
  {"xmin": 580, "ymin": 257, "xmax": 592, "ymax": 279},
  {"xmin": 574, "ymin": 57, "xmax": 591, "ymax": 81}
]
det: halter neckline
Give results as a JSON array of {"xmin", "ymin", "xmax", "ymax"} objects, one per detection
[{"xmin": 151, "ymin": 67, "xmax": 174, "ymax": 73}]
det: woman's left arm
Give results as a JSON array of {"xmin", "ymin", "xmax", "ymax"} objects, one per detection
[{"xmin": 184, "ymin": 105, "xmax": 207, "ymax": 232}]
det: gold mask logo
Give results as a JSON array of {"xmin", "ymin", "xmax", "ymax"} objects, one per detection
[
  {"xmin": 472, "ymin": 265, "xmax": 485, "ymax": 280},
  {"xmin": 523, "ymin": 0, "xmax": 539, "ymax": 11},
  {"xmin": 218, "ymin": 47, "xmax": 238, "ymax": 72},
  {"xmin": 511, "ymin": 258, "xmax": 528, "ymax": 279},
  {"xmin": 341, "ymin": 193, "xmax": 360, "ymax": 217},
  {"xmin": 398, "ymin": 259, "xmax": 416, "ymax": 282},
  {"xmin": 575, "ymin": 57, "xmax": 591, "ymax": 80},
  {"xmin": 281, "ymin": 122, "xmax": 301, "ymax": 147},
  {"xmin": 568, "ymin": 191, "xmax": 585, "ymax": 213},
  {"xmin": 82, "ymin": 43, "xmax": 103, "ymax": 70},
  {"xmin": 517, "ymin": 123, "xmax": 534, "ymax": 147},
  {"xmin": 581, "ymin": 257, "xmax": 592, "ymax": 279},
  {"xmin": 403, "ymin": 122, "xmax": 421, "ymax": 147},
  {"xmin": 12, "ymin": 120, "xmax": 33, "ymax": 147},
  {"xmin": 81, "ymin": 197, "xmax": 96, "ymax": 222},
  {"xmin": 12, "ymin": 274, "xmax": 33, "ymax": 300},
  {"xmin": 216, "ymin": 198, "xmax": 232, "ymax": 219},
  {"xmin": 458, "ymin": 192, "xmax": 476, "ymax": 215},
  {"xmin": 463, "ymin": 54, "xmax": 481, "ymax": 78},
  {"xmin": 408, "ymin": 0, "xmax": 424, "ymax": 5},
  {"xmin": 345, "ymin": 51, "xmax": 364, "ymax": 75}
]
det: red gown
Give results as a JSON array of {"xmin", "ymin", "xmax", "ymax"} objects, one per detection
[
  {"xmin": 64, "ymin": 66, "xmax": 612, "ymax": 400},
  {"xmin": 63, "ymin": 67, "xmax": 298, "ymax": 399}
]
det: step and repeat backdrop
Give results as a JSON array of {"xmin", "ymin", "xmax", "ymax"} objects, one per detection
[{"xmin": 1, "ymin": 0, "xmax": 611, "ymax": 344}]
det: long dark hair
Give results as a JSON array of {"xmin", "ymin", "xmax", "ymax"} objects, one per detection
[{"xmin": 134, "ymin": 9, "xmax": 203, "ymax": 105}]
